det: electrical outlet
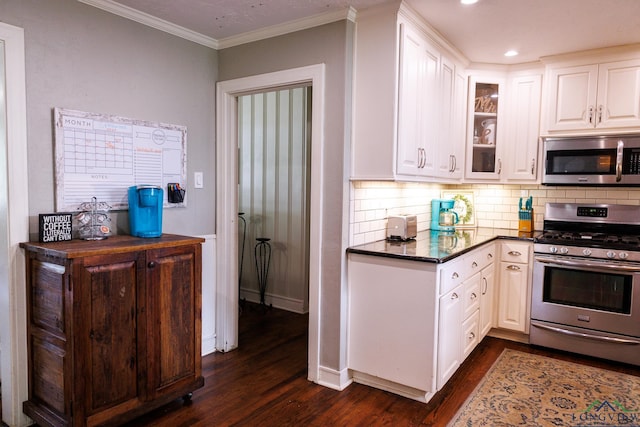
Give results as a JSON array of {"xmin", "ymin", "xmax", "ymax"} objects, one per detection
[{"xmin": 194, "ymin": 172, "xmax": 204, "ymax": 189}]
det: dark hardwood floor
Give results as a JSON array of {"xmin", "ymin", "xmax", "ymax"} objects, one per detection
[
  {"xmin": 19, "ymin": 302, "xmax": 635, "ymax": 426},
  {"xmin": 122, "ymin": 302, "xmax": 640, "ymax": 427}
]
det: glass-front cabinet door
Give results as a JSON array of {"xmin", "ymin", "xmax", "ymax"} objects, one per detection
[{"xmin": 466, "ymin": 76, "xmax": 504, "ymax": 180}]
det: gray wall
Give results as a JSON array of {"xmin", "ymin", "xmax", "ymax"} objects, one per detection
[
  {"xmin": 0, "ymin": 0, "xmax": 217, "ymax": 238},
  {"xmin": 219, "ymin": 20, "xmax": 354, "ymax": 371}
]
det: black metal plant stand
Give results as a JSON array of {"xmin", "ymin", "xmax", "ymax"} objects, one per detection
[
  {"xmin": 238, "ymin": 213, "xmax": 247, "ymax": 311},
  {"xmin": 255, "ymin": 237, "xmax": 272, "ymax": 310}
]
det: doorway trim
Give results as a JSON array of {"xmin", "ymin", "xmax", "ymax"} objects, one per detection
[
  {"xmin": 0, "ymin": 22, "xmax": 31, "ymax": 426},
  {"xmin": 216, "ymin": 64, "xmax": 324, "ymax": 381}
]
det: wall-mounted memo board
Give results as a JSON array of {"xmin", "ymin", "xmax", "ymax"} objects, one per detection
[{"xmin": 54, "ymin": 108, "xmax": 187, "ymax": 211}]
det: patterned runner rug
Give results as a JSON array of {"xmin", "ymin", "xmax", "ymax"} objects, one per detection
[{"xmin": 448, "ymin": 349, "xmax": 640, "ymax": 427}]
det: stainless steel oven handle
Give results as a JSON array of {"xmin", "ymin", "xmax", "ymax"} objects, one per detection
[
  {"xmin": 531, "ymin": 321, "xmax": 640, "ymax": 345},
  {"xmin": 535, "ymin": 255, "xmax": 640, "ymax": 272}
]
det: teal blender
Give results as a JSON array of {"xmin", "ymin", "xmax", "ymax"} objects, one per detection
[{"xmin": 431, "ymin": 199, "xmax": 459, "ymax": 232}]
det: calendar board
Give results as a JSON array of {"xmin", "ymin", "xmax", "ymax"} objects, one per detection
[{"xmin": 54, "ymin": 108, "xmax": 187, "ymax": 211}]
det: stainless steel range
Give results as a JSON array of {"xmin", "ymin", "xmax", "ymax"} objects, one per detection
[{"xmin": 531, "ymin": 203, "xmax": 640, "ymax": 366}]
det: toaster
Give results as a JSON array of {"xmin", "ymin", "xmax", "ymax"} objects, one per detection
[{"xmin": 386, "ymin": 214, "xmax": 417, "ymax": 241}]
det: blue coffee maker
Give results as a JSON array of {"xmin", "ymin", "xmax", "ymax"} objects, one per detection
[{"xmin": 128, "ymin": 185, "xmax": 163, "ymax": 237}]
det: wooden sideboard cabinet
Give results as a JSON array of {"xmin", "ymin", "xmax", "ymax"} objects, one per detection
[{"xmin": 20, "ymin": 234, "xmax": 205, "ymax": 427}]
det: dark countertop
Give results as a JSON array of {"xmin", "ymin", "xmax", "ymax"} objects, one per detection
[{"xmin": 347, "ymin": 227, "xmax": 538, "ymax": 263}]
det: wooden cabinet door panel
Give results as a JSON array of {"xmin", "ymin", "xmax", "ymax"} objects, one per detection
[
  {"xmin": 146, "ymin": 244, "xmax": 202, "ymax": 398},
  {"xmin": 77, "ymin": 252, "xmax": 144, "ymax": 416}
]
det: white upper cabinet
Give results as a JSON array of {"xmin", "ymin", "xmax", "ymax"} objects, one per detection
[
  {"xmin": 351, "ymin": 3, "xmax": 466, "ymax": 182},
  {"xmin": 504, "ymin": 73, "xmax": 542, "ymax": 182},
  {"xmin": 543, "ymin": 58, "xmax": 640, "ymax": 133},
  {"xmin": 465, "ymin": 75, "xmax": 505, "ymax": 180},
  {"xmin": 465, "ymin": 71, "xmax": 542, "ymax": 183},
  {"xmin": 396, "ymin": 20, "xmax": 440, "ymax": 176}
]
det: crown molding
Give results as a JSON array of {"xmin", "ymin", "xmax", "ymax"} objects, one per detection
[
  {"xmin": 77, "ymin": 0, "xmax": 219, "ymax": 49},
  {"xmin": 79, "ymin": 1, "xmax": 358, "ymax": 51},
  {"xmin": 217, "ymin": 6, "xmax": 357, "ymax": 49}
]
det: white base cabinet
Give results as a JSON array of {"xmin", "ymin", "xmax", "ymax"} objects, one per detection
[
  {"xmin": 348, "ymin": 243, "xmax": 496, "ymax": 402},
  {"xmin": 479, "ymin": 264, "xmax": 496, "ymax": 338},
  {"xmin": 348, "ymin": 254, "xmax": 438, "ymax": 396},
  {"xmin": 497, "ymin": 241, "xmax": 533, "ymax": 333}
]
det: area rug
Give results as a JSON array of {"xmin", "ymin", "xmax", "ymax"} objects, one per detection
[{"xmin": 448, "ymin": 349, "xmax": 640, "ymax": 427}]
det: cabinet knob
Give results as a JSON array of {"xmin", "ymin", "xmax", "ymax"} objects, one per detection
[{"xmin": 148, "ymin": 261, "xmax": 156, "ymax": 268}]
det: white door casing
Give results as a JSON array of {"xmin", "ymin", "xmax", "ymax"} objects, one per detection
[
  {"xmin": 0, "ymin": 22, "xmax": 31, "ymax": 427},
  {"xmin": 215, "ymin": 64, "xmax": 324, "ymax": 381}
]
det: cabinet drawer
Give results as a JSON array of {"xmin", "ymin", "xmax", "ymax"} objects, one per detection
[
  {"xmin": 500, "ymin": 241, "xmax": 531, "ymax": 264},
  {"xmin": 462, "ymin": 310, "xmax": 480, "ymax": 358},
  {"xmin": 439, "ymin": 257, "xmax": 467, "ymax": 294},
  {"xmin": 466, "ymin": 243, "xmax": 496, "ymax": 273},
  {"xmin": 463, "ymin": 272, "xmax": 481, "ymax": 319}
]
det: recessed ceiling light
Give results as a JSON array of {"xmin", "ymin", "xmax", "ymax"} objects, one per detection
[
  {"xmin": 461, "ymin": 0, "xmax": 478, "ymax": 4},
  {"xmin": 504, "ymin": 50, "xmax": 519, "ymax": 57}
]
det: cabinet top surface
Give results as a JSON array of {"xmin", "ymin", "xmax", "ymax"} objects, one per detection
[
  {"xmin": 20, "ymin": 233, "xmax": 205, "ymax": 258},
  {"xmin": 347, "ymin": 227, "xmax": 536, "ymax": 263}
]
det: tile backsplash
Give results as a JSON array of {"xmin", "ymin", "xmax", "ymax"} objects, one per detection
[{"xmin": 350, "ymin": 181, "xmax": 640, "ymax": 246}]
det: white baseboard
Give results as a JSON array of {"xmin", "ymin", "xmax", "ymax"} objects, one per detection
[
  {"xmin": 199, "ymin": 234, "xmax": 217, "ymax": 356},
  {"xmin": 487, "ymin": 328, "xmax": 530, "ymax": 344},
  {"xmin": 240, "ymin": 288, "xmax": 307, "ymax": 314},
  {"xmin": 202, "ymin": 333, "xmax": 216, "ymax": 356},
  {"xmin": 315, "ymin": 365, "xmax": 352, "ymax": 391},
  {"xmin": 351, "ymin": 371, "xmax": 433, "ymax": 403}
]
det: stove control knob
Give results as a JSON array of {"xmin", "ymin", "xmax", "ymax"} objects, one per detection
[
  {"xmin": 607, "ymin": 251, "xmax": 616, "ymax": 259},
  {"xmin": 582, "ymin": 248, "xmax": 592, "ymax": 256},
  {"xmin": 549, "ymin": 246, "xmax": 558, "ymax": 254},
  {"xmin": 619, "ymin": 252, "xmax": 629, "ymax": 260},
  {"xmin": 560, "ymin": 247, "xmax": 569, "ymax": 254}
]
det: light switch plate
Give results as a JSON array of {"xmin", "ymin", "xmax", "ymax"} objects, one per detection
[{"xmin": 194, "ymin": 172, "xmax": 203, "ymax": 188}]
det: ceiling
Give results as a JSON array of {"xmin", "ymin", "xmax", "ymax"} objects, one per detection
[{"xmin": 95, "ymin": 0, "xmax": 640, "ymax": 64}]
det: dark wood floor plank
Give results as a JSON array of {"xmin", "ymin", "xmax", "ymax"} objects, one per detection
[{"xmin": 75, "ymin": 303, "xmax": 640, "ymax": 426}]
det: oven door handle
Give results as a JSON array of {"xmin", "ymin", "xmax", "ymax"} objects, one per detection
[
  {"xmin": 534, "ymin": 255, "xmax": 640, "ymax": 272},
  {"xmin": 531, "ymin": 321, "xmax": 640, "ymax": 345}
]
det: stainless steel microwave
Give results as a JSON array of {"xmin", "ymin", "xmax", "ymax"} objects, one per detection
[{"xmin": 542, "ymin": 134, "xmax": 640, "ymax": 185}]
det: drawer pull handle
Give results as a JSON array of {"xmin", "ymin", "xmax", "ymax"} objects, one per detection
[
  {"xmin": 468, "ymin": 332, "xmax": 476, "ymax": 340},
  {"xmin": 470, "ymin": 292, "xmax": 477, "ymax": 300},
  {"xmin": 472, "ymin": 261, "xmax": 478, "ymax": 268},
  {"xmin": 507, "ymin": 265, "xmax": 521, "ymax": 271},
  {"xmin": 451, "ymin": 292, "xmax": 459, "ymax": 300},
  {"xmin": 507, "ymin": 251, "xmax": 522, "ymax": 257},
  {"xmin": 487, "ymin": 253, "xmax": 493, "ymax": 259},
  {"xmin": 452, "ymin": 272, "xmax": 459, "ymax": 279}
]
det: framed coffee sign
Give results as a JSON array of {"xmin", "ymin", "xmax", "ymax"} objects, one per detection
[{"xmin": 39, "ymin": 213, "xmax": 73, "ymax": 242}]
